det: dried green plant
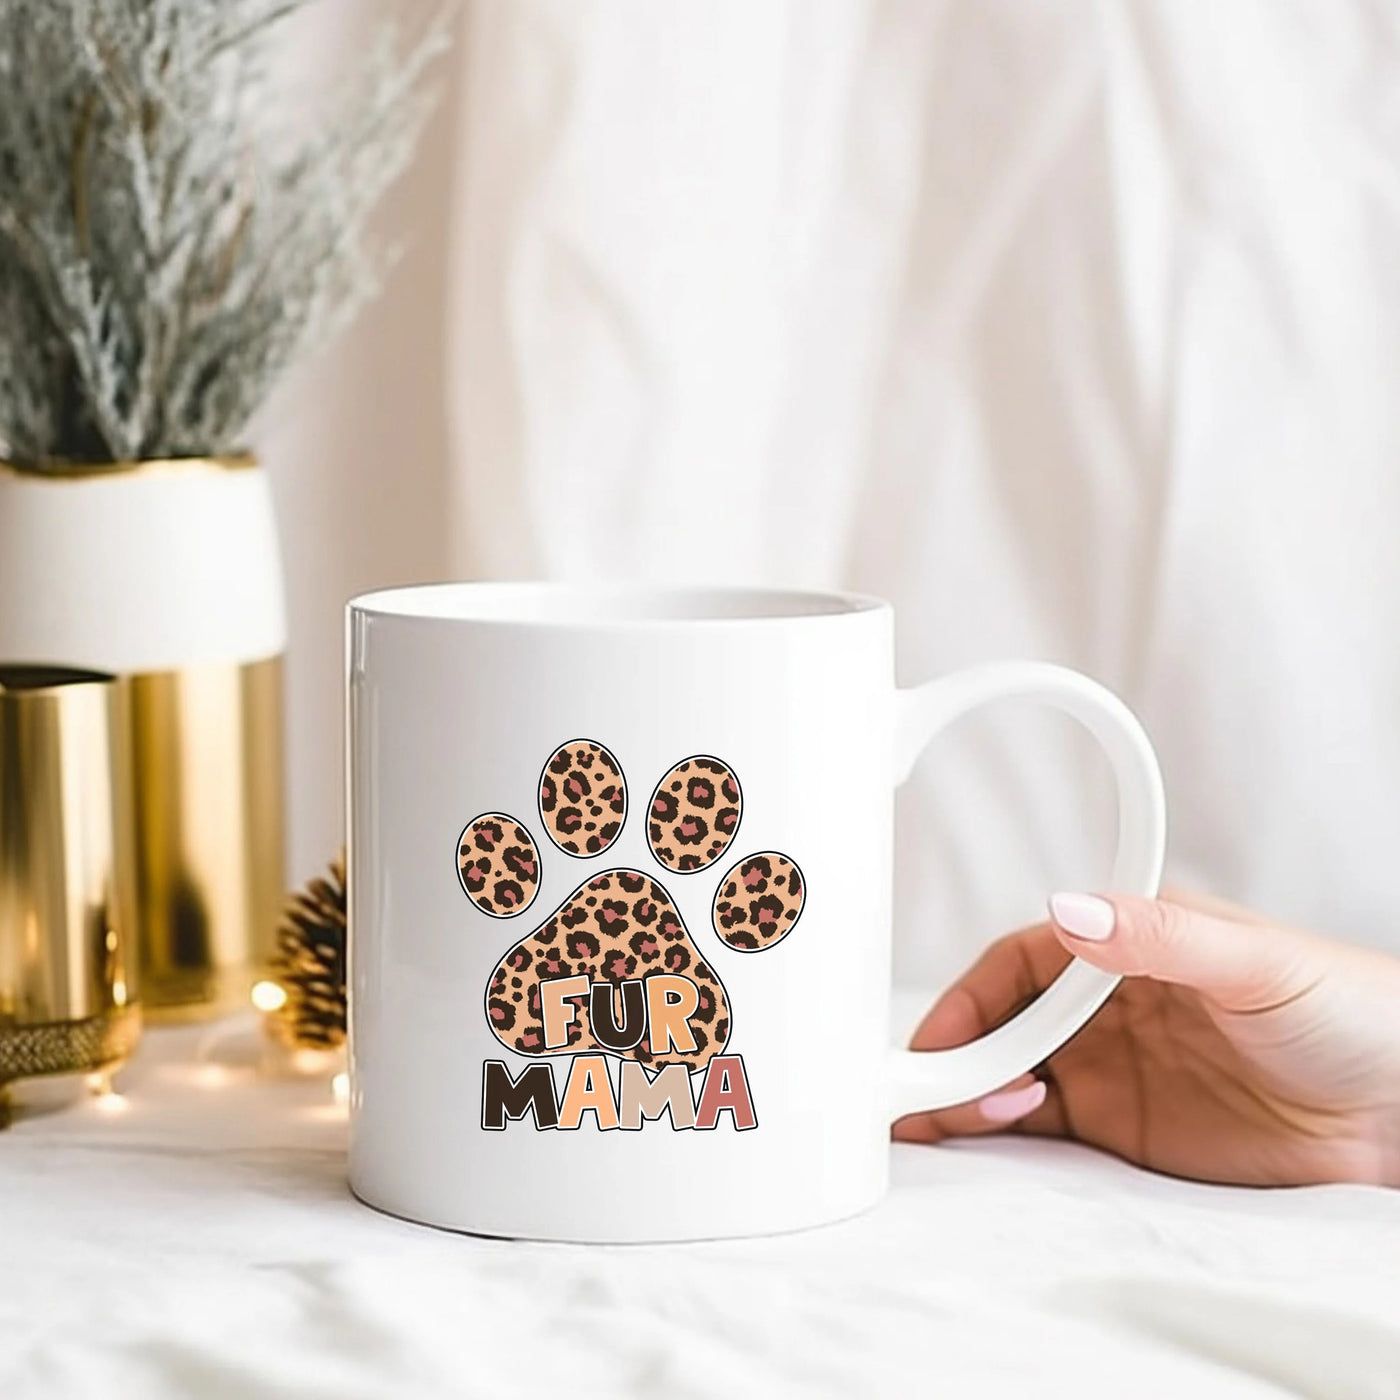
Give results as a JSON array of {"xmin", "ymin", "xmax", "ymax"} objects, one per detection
[{"xmin": 0, "ymin": 0, "xmax": 448, "ymax": 469}]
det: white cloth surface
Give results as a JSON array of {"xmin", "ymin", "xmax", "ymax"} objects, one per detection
[{"xmin": 3, "ymin": 1016, "xmax": 1397, "ymax": 1400}]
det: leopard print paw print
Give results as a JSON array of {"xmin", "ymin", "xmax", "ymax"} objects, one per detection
[{"xmin": 463, "ymin": 742, "xmax": 807, "ymax": 1073}]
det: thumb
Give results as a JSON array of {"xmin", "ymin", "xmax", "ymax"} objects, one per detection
[{"xmin": 1047, "ymin": 891, "xmax": 1320, "ymax": 1013}]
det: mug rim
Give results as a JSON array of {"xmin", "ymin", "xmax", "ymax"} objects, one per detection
[{"xmin": 347, "ymin": 581, "xmax": 890, "ymax": 628}]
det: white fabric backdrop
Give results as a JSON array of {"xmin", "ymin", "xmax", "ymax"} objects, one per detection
[{"xmin": 264, "ymin": 0, "xmax": 1400, "ymax": 986}]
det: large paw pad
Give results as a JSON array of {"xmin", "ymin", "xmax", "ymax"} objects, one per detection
[{"xmin": 485, "ymin": 869, "xmax": 730, "ymax": 1072}]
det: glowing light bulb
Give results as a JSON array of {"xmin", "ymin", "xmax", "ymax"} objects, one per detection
[
  {"xmin": 251, "ymin": 980, "xmax": 287, "ymax": 1013},
  {"xmin": 331, "ymin": 1072, "xmax": 350, "ymax": 1106}
]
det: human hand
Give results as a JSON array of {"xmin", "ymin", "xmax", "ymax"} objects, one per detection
[{"xmin": 892, "ymin": 891, "xmax": 1400, "ymax": 1187}]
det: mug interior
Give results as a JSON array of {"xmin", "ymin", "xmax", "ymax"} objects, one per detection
[{"xmin": 348, "ymin": 582, "xmax": 886, "ymax": 625}]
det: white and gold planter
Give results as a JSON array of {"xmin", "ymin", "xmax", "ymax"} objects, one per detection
[{"xmin": 0, "ymin": 457, "xmax": 286, "ymax": 1021}]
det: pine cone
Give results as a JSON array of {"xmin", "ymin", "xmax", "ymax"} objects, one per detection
[{"xmin": 270, "ymin": 851, "xmax": 347, "ymax": 1051}]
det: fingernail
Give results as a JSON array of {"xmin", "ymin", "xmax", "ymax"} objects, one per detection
[
  {"xmin": 978, "ymin": 1080, "xmax": 1047, "ymax": 1125},
  {"xmin": 1049, "ymin": 891, "xmax": 1116, "ymax": 942}
]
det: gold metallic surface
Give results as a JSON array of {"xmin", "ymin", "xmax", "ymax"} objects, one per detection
[
  {"xmin": 0, "ymin": 668, "xmax": 141, "ymax": 1085},
  {"xmin": 0, "ymin": 1007, "xmax": 141, "ymax": 1085},
  {"xmin": 130, "ymin": 656, "xmax": 285, "ymax": 1021},
  {"xmin": 0, "ymin": 454, "xmax": 256, "ymax": 483}
]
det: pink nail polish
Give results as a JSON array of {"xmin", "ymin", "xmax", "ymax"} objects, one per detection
[
  {"xmin": 978, "ymin": 1080, "xmax": 1047, "ymax": 1124},
  {"xmin": 1048, "ymin": 891, "xmax": 1115, "ymax": 941}
]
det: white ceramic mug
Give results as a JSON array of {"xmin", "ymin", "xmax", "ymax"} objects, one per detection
[{"xmin": 347, "ymin": 584, "xmax": 1165, "ymax": 1242}]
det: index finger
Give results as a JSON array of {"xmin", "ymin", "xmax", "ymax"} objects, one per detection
[
  {"xmin": 895, "ymin": 921, "xmax": 1074, "ymax": 1145},
  {"xmin": 909, "ymin": 920, "xmax": 1071, "ymax": 1051}
]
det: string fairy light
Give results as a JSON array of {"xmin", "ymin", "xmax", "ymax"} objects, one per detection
[{"xmin": 250, "ymin": 980, "xmax": 288, "ymax": 1014}]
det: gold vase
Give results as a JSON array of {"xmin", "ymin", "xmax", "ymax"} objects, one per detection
[
  {"xmin": 129, "ymin": 657, "xmax": 285, "ymax": 1019},
  {"xmin": 0, "ymin": 456, "xmax": 288, "ymax": 1022},
  {"xmin": 0, "ymin": 668, "xmax": 140, "ymax": 1094}
]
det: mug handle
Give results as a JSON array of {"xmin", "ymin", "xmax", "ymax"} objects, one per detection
[{"xmin": 886, "ymin": 661, "xmax": 1166, "ymax": 1117}]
